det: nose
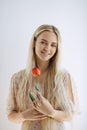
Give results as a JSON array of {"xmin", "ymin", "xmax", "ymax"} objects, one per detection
[{"xmin": 44, "ymin": 44, "xmax": 51, "ymax": 51}]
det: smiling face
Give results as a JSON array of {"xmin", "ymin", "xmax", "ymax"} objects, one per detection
[{"xmin": 34, "ymin": 31, "xmax": 58, "ymax": 62}]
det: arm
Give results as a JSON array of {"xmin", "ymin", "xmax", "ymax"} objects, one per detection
[
  {"xmin": 50, "ymin": 110, "xmax": 72, "ymax": 121},
  {"xmin": 8, "ymin": 111, "xmax": 24, "ymax": 123},
  {"xmin": 33, "ymin": 92, "xmax": 72, "ymax": 122},
  {"xmin": 7, "ymin": 73, "xmax": 47, "ymax": 124},
  {"xmin": 51, "ymin": 73, "xmax": 75, "ymax": 121},
  {"xmin": 8, "ymin": 108, "xmax": 47, "ymax": 124},
  {"xmin": 32, "ymin": 73, "xmax": 74, "ymax": 121}
]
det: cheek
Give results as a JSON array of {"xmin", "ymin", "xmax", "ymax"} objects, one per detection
[
  {"xmin": 35, "ymin": 42, "xmax": 43, "ymax": 52},
  {"xmin": 34, "ymin": 44, "xmax": 40, "ymax": 55},
  {"xmin": 52, "ymin": 48, "xmax": 57, "ymax": 54}
]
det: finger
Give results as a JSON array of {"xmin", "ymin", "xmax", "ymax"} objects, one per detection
[
  {"xmin": 33, "ymin": 100, "xmax": 41, "ymax": 108},
  {"xmin": 29, "ymin": 92, "xmax": 35, "ymax": 102},
  {"xmin": 35, "ymin": 84, "xmax": 39, "ymax": 91},
  {"xmin": 36, "ymin": 115, "xmax": 47, "ymax": 118},
  {"xmin": 34, "ymin": 96, "xmax": 41, "ymax": 107},
  {"xmin": 32, "ymin": 100, "xmax": 38, "ymax": 107},
  {"xmin": 35, "ymin": 116, "xmax": 47, "ymax": 120},
  {"xmin": 36, "ymin": 92, "xmax": 43, "ymax": 102}
]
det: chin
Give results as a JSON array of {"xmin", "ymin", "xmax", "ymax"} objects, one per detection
[
  {"xmin": 38, "ymin": 55, "xmax": 51, "ymax": 61},
  {"xmin": 41, "ymin": 58, "xmax": 50, "ymax": 62}
]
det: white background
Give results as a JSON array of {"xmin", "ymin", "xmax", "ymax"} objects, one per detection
[{"xmin": 0, "ymin": 0, "xmax": 87, "ymax": 130}]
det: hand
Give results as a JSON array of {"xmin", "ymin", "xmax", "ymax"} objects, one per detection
[
  {"xmin": 22, "ymin": 108, "xmax": 47, "ymax": 121},
  {"xmin": 32, "ymin": 92, "xmax": 54, "ymax": 117}
]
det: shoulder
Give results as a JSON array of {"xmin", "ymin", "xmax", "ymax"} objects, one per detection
[
  {"xmin": 57, "ymin": 68, "xmax": 70, "ymax": 78},
  {"xmin": 55, "ymin": 68, "xmax": 72, "ymax": 86},
  {"xmin": 11, "ymin": 69, "xmax": 26, "ymax": 84}
]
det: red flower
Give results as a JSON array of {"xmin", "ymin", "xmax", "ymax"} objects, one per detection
[
  {"xmin": 32, "ymin": 67, "xmax": 41, "ymax": 77},
  {"xmin": 29, "ymin": 68, "xmax": 40, "ymax": 101}
]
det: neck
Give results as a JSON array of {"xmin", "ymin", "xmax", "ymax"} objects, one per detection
[{"xmin": 36, "ymin": 58, "xmax": 49, "ymax": 73}]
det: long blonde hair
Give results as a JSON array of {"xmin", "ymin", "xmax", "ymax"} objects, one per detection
[
  {"xmin": 17, "ymin": 25, "xmax": 75, "ymax": 118},
  {"xmin": 26, "ymin": 24, "xmax": 61, "ymax": 74}
]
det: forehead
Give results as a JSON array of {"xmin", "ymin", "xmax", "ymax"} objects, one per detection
[{"xmin": 36, "ymin": 31, "xmax": 58, "ymax": 42}]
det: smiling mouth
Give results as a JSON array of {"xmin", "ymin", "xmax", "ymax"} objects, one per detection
[{"xmin": 41, "ymin": 51, "xmax": 50, "ymax": 56}]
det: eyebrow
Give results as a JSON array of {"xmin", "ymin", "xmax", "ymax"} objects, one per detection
[{"xmin": 41, "ymin": 39, "xmax": 57, "ymax": 45}]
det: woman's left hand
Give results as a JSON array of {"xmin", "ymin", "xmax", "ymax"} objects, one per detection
[{"xmin": 32, "ymin": 92, "xmax": 54, "ymax": 117}]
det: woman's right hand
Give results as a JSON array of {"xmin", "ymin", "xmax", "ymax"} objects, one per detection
[{"xmin": 22, "ymin": 108, "xmax": 47, "ymax": 121}]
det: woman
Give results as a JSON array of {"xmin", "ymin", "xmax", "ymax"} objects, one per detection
[{"xmin": 7, "ymin": 24, "xmax": 78, "ymax": 130}]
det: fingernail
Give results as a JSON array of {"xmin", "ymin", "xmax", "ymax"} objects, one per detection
[
  {"xmin": 29, "ymin": 92, "xmax": 35, "ymax": 101},
  {"xmin": 35, "ymin": 84, "xmax": 39, "ymax": 91}
]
